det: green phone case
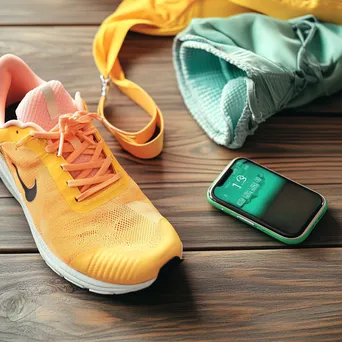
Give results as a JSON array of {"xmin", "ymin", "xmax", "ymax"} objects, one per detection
[{"xmin": 207, "ymin": 159, "xmax": 328, "ymax": 245}]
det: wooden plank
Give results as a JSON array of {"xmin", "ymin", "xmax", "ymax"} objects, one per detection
[
  {"xmin": 1, "ymin": 114, "xmax": 342, "ymax": 251},
  {"xmin": 0, "ymin": 0, "xmax": 119, "ymax": 25},
  {"xmin": 1, "ymin": 181, "xmax": 342, "ymax": 251},
  {"xmin": 1, "ymin": 250, "xmax": 342, "ymax": 341}
]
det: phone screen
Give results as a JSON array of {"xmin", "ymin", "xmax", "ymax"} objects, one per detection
[{"xmin": 212, "ymin": 158, "xmax": 324, "ymax": 237}]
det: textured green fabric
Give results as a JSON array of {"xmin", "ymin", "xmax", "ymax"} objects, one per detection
[{"xmin": 173, "ymin": 14, "xmax": 342, "ymax": 148}]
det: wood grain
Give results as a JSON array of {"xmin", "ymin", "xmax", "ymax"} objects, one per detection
[
  {"xmin": 1, "ymin": 250, "xmax": 342, "ymax": 341},
  {"xmin": 0, "ymin": 0, "xmax": 119, "ymax": 25}
]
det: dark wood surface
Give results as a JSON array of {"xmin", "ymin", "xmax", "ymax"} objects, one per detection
[
  {"xmin": 1, "ymin": 1, "xmax": 342, "ymax": 340},
  {"xmin": 1, "ymin": 250, "xmax": 342, "ymax": 341},
  {"xmin": 0, "ymin": 0, "xmax": 120, "ymax": 25}
]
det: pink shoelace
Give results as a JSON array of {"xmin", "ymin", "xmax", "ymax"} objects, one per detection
[{"xmin": 17, "ymin": 111, "xmax": 121, "ymax": 202}]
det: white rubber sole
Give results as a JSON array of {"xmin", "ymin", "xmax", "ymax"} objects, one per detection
[{"xmin": 0, "ymin": 155, "xmax": 157, "ymax": 294}]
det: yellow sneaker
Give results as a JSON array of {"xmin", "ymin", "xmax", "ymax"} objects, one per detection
[{"xmin": 0, "ymin": 54, "xmax": 183, "ymax": 294}]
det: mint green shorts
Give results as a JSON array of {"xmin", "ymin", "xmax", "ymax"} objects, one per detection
[{"xmin": 173, "ymin": 14, "xmax": 342, "ymax": 148}]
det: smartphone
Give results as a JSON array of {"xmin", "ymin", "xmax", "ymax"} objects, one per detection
[{"xmin": 207, "ymin": 158, "xmax": 327, "ymax": 244}]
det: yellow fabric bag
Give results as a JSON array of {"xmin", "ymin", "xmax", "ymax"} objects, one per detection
[
  {"xmin": 232, "ymin": 0, "xmax": 342, "ymax": 24},
  {"xmin": 93, "ymin": 0, "xmax": 341, "ymax": 159}
]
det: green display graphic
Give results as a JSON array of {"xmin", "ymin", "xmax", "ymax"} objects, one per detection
[{"xmin": 214, "ymin": 159, "xmax": 286, "ymax": 217}]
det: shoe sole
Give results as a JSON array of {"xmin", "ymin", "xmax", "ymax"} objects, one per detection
[{"xmin": 0, "ymin": 155, "xmax": 165, "ymax": 295}]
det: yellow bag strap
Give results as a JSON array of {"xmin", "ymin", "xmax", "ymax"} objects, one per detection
[
  {"xmin": 93, "ymin": 15, "xmax": 164, "ymax": 159},
  {"xmin": 93, "ymin": 0, "xmax": 250, "ymax": 158}
]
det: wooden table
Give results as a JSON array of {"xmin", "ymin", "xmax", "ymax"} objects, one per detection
[{"xmin": 1, "ymin": 1, "xmax": 342, "ymax": 341}]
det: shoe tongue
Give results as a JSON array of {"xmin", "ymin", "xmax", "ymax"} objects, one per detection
[{"xmin": 16, "ymin": 80, "xmax": 78, "ymax": 131}]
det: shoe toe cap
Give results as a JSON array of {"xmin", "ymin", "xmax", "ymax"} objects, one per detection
[{"xmin": 69, "ymin": 218, "xmax": 182, "ymax": 285}]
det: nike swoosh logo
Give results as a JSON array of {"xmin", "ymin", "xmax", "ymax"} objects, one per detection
[{"xmin": 12, "ymin": 163, "xmax": 37, "ymax": 202}]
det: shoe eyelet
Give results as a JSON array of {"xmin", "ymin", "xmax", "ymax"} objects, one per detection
[
  {"xmin": 74, "ymin": 197, "xmax": 79, "ymax": 202},
  {"xmin": 16, "ymin": 130, "xmax": 19, "ymax": 134}
]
